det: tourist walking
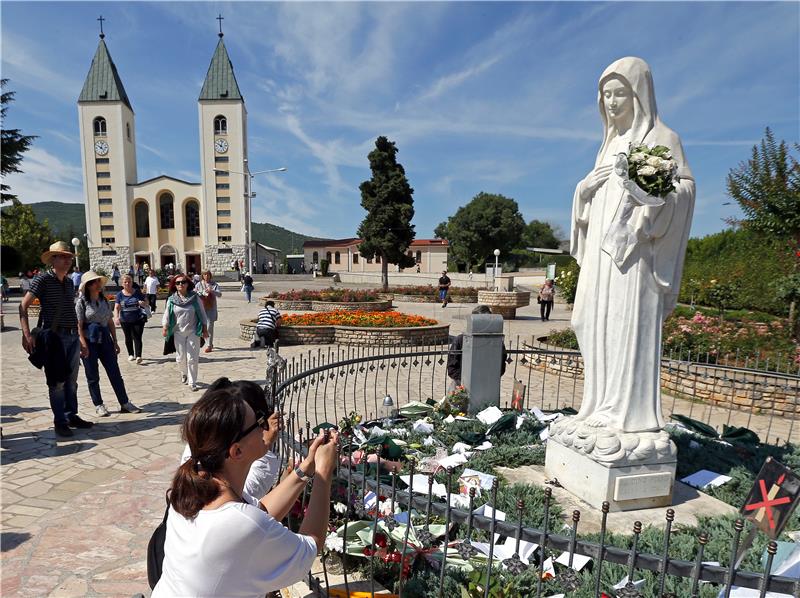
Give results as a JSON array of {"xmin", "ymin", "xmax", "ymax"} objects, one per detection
[
  {"xmin": 19, "ymin": 241, "xmax": 94, "ymax": 437},
  {"xmin": 136, "ymin": 264, "xmax": 145, "ymax": 286},
  {"xmin": 115, "ymin": 274, "xmax": 147, "ymax": 363},
  {"xmin": 242, "ymin": 272, "xmax": 254, "ymax": 303},
  {"xmin": 252, "ymin": 300, "xmax": 281, "ymax": 349},
  {"xmin": 151, "ymin": 386, "xmax": 337, "ymax": 597},
  {"xmin": 538, "ymin": 278, "xmax": 555, "ymax": 321},
  {"xmin": 70, "ymin": 267, "xmax": 82, "ymax": 295},
  {"xmin": 111, "ymin": 264, "xmax": 120, "ymax": 287},
  {"xmin": 195, "ymin": 270, "xmax": 222, "ymax": 353},
  {"xmin": 162, "ymin": 274, "xmax": 208, "ymax": 391},
  {"xmin": 144, "ymin": 269, "xmax": 160, "ymax": 314},
  {"xmin": 76, "ymin": 271, "xmax": 141, "ymax": 416},
  {"xmin": 438, "ymin": 270, "xmax": 451, "ymax": 307}
]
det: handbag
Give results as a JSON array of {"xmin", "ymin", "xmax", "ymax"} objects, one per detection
[
  {"xmin": 163, "ymin": 334, "xmax": 176, "ymax": 355},
  {"xmin": 146, "ymin": 495, "xmax": 170, "ymax": 589},
  {"xmin": 537, "ymin": 296, "xmax": 541, "ymax": 304}
]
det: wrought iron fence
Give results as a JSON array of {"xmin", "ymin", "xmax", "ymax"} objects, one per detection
[{"xmin": 267, "ymin": 343, "xmax": 799, "ymax": 597}]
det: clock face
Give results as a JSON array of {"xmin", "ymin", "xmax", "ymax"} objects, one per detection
[
  {"xmin": 214, "ymin": 138, "xmax": 229, "ymax": 154},
  {"xmin": 94, "ymin": 140, "xmax": 109, "ymax": 156}
]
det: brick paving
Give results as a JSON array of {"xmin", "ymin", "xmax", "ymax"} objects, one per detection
[{"xmin": 0, "ymin": 283, "xmax": 795, "ymax": 596}]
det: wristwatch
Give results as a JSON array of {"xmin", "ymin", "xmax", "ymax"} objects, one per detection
[{"xmin": 294, "ymin": 465, "xmax": 314, "ymax": 482}]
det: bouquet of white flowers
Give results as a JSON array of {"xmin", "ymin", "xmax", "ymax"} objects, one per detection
[{"xmin": 614, "ymin": 144, "xmax": 678, "ymax": 205}]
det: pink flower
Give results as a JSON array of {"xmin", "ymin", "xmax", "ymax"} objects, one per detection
[{"xmin": 692, "ymin": 313, "xmax": 706, "ymax": 324}]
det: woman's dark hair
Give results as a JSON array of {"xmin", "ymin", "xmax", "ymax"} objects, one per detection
[
  {"xmin": 81, "ymin": 278, "xmax": 107, "ymax": 303},
  {"xmin": 169, "ymin": 389, "xmax": 248, "ymax": 519},
  {"xmin": 206, "ymin": 377, "xmax": 272, "ymax": 420}
]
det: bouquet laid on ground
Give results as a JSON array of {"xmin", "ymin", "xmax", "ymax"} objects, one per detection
[{"xmin": 614, "ymin": 143, "xmax": 679, "ymax": 205}]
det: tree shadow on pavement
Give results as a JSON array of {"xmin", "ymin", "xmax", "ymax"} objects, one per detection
[{"xmin": 1, "ymin": 531, "xmax": 32, "ymax": 552}]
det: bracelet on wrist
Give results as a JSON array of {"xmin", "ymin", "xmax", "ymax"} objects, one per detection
[{"xmin": 294, "ymin": 465, "xmax": 314, "ymax": 482}]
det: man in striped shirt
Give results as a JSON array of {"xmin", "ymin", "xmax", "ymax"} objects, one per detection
[
  {"xmin": 20, "ymin": 241, "xmax": 94, "ymax": 437},
  {"xmin": 251, "ymin": 300, "xmax": 281, "ymax": 349}
]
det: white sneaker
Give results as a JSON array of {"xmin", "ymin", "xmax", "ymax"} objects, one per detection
[
  {"xmin": 120, "ymin": 402, "xmax": 142, "ymax": 413},
  {"xmin": 127, "ymin": 355, "xmax": 135, "ymax": 362},
  {"xmin": 136, "ymin": 356, "xmax": 143, "ymax": 364},
  {"xmin": 181, "ymin": 374, "xmax": 188, "ymax": 384},
  {"xmin": 190, "ymin": 384, "xmax": 198, "ymax": 392},
  {"xmin": 95, "ymin": 404, "xmax": 110, "ymax": 417}
]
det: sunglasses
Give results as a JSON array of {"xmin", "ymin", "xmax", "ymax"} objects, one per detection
[
  {"xmin": 231, "ymin": 412, "xmax": 268, "ymax": 445},
  {"xmin": 176, "ymin": 280, "xmax": 190, "ymax": 285}
]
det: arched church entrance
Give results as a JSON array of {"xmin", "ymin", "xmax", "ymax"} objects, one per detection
[{"xmin": 159, "ymin": 244, "xmax": 178, "ymax": 269}]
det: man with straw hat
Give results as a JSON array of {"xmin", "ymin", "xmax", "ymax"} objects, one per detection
[{"xmin": 19, "ymin": 241, "xmax": 94, "ymax": 437}]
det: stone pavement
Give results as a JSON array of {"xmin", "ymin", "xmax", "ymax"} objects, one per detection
[{"xmin": 0, "ymin": 283, "xmax": 791, "ymax": 596}]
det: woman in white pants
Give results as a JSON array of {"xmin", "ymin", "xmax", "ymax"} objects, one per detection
[{"xmin": 162, "ymin": 274, "xmax": 208, "ymax": 391}]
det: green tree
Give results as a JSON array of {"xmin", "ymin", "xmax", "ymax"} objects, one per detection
[
  {"xmin": 0, "ymin": 203, "xmax": 54, "ymax": 269},
  {"xmin": 1, "ymin": 79, "xmax": 37, "ymax": 205},
  {"xmin": 726, "ymin": 127, "xmax": 800, "ymax": 330},
  {"xmin": 357, "ymin": 136, "xmax": 416, "ymax": 290},
  {"xmin": 435, "ymin": 192, "xmax": 525, "ymax": 272},
  {"xmin": 522, "ymin": 219, "xmax": 561, "ymax": 249}
]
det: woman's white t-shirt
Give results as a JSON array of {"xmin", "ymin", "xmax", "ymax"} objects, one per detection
[{"xmin": 151, "ymin": 492, "xmax": 317, "ymax": 597}]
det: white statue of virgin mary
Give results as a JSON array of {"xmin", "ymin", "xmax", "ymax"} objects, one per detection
[{"xmin": 553, "ymin": 57, "xmax": 695, "ymax": 457}]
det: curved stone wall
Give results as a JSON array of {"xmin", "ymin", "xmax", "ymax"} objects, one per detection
[
  {"xmin": 378, "ymin": 293, "xmax": 476, "ymax": 304},
  {"xmin": 240, "ymin": 318, "xmax": 449, "ymax": 346},
  {"xmin": 477, "ymin": 290, "xmax": 531, "ymax": 319},
  {"xmin": 261, "ymin": 298, "xmax": 392, "ymax": 312}
]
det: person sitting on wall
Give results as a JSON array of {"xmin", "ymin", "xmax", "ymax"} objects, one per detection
[
  {"xmin": 446, "ymin": 305, "xmax": 507, "ymax": 391},
  {"xmin": 252, "ymin": 301, "xmax": 281, "ymax": 350}
]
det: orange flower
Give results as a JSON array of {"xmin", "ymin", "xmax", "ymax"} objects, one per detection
[{"xmin": 282, "ymin": 310, "xmax": 437, "ymax": 328}]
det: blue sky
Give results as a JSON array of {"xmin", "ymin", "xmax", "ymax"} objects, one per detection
[{"xmin": 2, "ymin": 1, "xmax": 798, "ymax": 240}]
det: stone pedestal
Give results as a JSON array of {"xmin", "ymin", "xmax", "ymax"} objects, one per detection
[
  {"xmin": 461, "ymin": 313, "xmax": 504, "ymax": 413},
  {"xmin": 476, "ymin": 290, "xmax": 531, "ymax": 320},
  {"xmin": 545, "ymin": 417, "xmax": 677, "ymax": 512}
]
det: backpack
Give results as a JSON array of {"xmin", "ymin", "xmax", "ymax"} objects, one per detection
[{"xmin": 146, "ymin": 495, "xmax": 170, "ymax": 589}]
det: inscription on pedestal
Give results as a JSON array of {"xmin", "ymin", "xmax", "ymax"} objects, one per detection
[{"xmin": 613, "ymin": 472, "xmax": 674, "ymax": 502}]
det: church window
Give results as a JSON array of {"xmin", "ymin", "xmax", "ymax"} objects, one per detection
[
  {"xmin": 217, "ymin": 210, "xmax": 230, "ymax": 217},
  {"xmin": 93, "ymin": 117, "xmax": 107, "ymax": 136},
  {"xmin": 215, "ymin": 170, "xmax": 229, "ymax": 177},
  {"xmin": 95, "ymin": 158, "xmax": 109, "ymax": 164},
  {"xmin": 100, "ymin": 224, "xmax": 114, "ymax": 231},
  {"xmin": 325, "ymin": 252, "xmax": 332, "ymax": 263},
  {"xmin": 218, "ymin": 223, "xmax": 231, "ymax": 229},
  {"xmin": 159, "ymin": 193, "xmax": 175, "ymax": 229},
  {"xmin": 214, "ymin": 115, "xmax": 227, "ymax": 135},
  {"xmin": 185, "ymin": 201, "xmax": 200, "ymax": 237},
  {"xmin": 312, "ymin": 252, "xmax": 319, "ymax": 263},
  {"xmin": 216, "ymin": 196, "xmax": 230, "ymax": 203},
  {"xmin": 219, "ymin": 235, "xmax": 232, "ymax": 242},
  {"xmin": 126, "ymin": 123, "xmax": 131, "ymax": 140},
  {"xmin": 353, "ymin": 253, "xmax": 359, "ymax": 264},
  {"xmin": 416, "ymin": 250, "xmax": 422, "ymax": 264},
  {"xmin": 101, "ymin": 237, "xmax": 115, "ymax": 244},
  {"xmin": 214, "ymin": 156, "xmax": 229, "ymax": 163},
  {"xmin": 99, "ymin": 211, "xmax": 113, "ymax": 218},
  {"xmin": 334, "ymin": 251, "xmax": 341, "ymax": 264},
  {"xmin": 97, "ymin": 171, "xmax": 111, "ymax": 178},
  {"xmin": 216, "ymin": 183, "xmax": 230, "ymax": 190},
  {"xmin": 135, "ymin": 202, "xmax": 150, "ymax": 238},
  {"xmin": 97, "ymin": 185, "xmax": 111, "ymax": 191}
]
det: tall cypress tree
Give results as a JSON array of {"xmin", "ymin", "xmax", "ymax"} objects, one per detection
[
  {"xmin": 357, "ymin": 136, "xmax": 416, "ymax": 290},
  {"xmin": 1, "ymin": 79, "xmax": 37, "ymax": 205}
]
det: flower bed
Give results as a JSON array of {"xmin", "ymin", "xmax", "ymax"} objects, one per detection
[
  {"xmin": 378, "ymin": 285, "xmax": 478, "ymax": 304},
  {"xmin": 239, "ymin": 311, "xmax": 448, "ymax": 346},
  {"xmin": 263, "ymin": 289, "xmax": 393, "ymax": 312},
  {"xmin": 266, "ymin": 288, "xmax": 382, "ymax": 302}
]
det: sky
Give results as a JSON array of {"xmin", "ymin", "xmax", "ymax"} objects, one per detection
[{"xmin": 2, "ymin": 1, "xmax": 798, "ymax": 241}]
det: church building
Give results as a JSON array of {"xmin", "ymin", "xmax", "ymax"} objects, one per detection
[{"xmin": 78, "ymin": 28, "xmax": 249, "ymax": 275}]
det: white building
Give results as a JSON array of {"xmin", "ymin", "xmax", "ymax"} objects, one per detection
[
  {"xmin": 303, "ymin": 238, "xmax": 449, "ymax": 273},
  {"xmin": 78, "ymin": 30, "xmax": 249, "ymax": 275}
]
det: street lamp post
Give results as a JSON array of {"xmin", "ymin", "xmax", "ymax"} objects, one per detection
[
  {"xmin": 214, "ymin": 163, "xmax": 286, "ymax": 276},
  {"xmin": 71, "ymin": 237, "xmax": 81, "ymax": 270},
  {"xmin": 493, "ymin": 248, "xmax": 500, "ymax": 290}
]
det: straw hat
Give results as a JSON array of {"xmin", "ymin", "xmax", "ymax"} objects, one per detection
[
  {"xmin": 40, "ymin": 241, "xmax": 74, "ymax": 264},
  {"xmin": 78, "ymin": 270, "xmax": 108, "ymax": 292}
]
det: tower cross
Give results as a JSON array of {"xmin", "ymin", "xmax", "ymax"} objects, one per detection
[
  {"xmin": 216, "ymin": 14, "xmax": 224, "ymax": 37},
  {"xmin": 98, "ymin": 15, "xmax": 106, "ymax": 39}
]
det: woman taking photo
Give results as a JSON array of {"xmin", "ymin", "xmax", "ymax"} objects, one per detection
[
  {"xmin": 152, "ymin": 385, "xmax": 338, "ymax": 597},
  {"xmin": 162, "ymin": 274, "xmax": 208, "ymax": 391},
  {"xmin": 77, "ymin": 272, "xmax": 141, "ymax": 416},
  {"xmin": 114, "ymin": 274, "xmax": 147, "ymax": 363},
  {"xmin": 195, "ymin": 270, "xmax": 222, "ymax": 353}
]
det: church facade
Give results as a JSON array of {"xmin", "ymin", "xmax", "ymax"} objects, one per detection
[{"xmin": 78, "ymin": 31, "xmax": 249, "ymax": 275}]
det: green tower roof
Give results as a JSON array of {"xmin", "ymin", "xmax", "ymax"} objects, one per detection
[
  {"xmin": 199, "ymin": 38, "xmax": 243, "ymax": 101},
  {"xmin": 78, "ymin": 39, "xmax": 132, "ymax": 110}
]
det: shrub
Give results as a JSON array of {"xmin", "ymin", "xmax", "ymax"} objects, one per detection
[
  {"xmin": 387, "ymin": 285, "xmax": 478, "ymax": 298},
  {"xmin": 544, "ymin": 327, "xmax": 579, "ymax": 349},
  {"xmin": 554, "ymin": 261, "xmax": 579, "ymax": 304}
]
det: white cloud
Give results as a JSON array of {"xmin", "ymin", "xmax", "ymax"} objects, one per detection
[
  {"xmin": 5, "ymin": 147, "xmax": 84, "ymax": 204},
  {"xmin": 417, "ymin": 55, "xmax": 503, "ymax": 102}
]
